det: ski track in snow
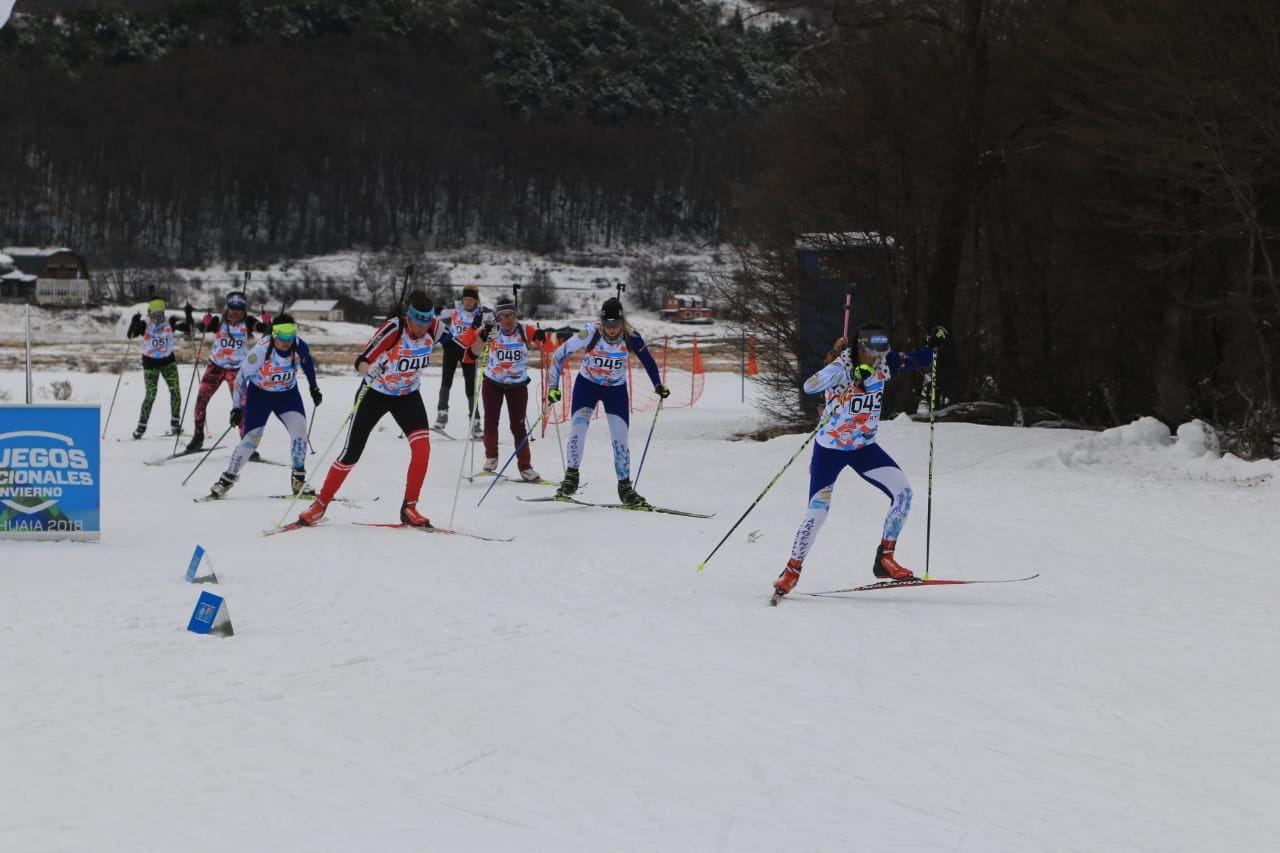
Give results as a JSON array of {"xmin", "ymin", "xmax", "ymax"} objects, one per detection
[{"xmin": 1, "ymin": 370, "xmax": 1277, "ymax": 852}]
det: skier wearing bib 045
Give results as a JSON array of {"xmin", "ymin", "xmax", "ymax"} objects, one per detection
[
  {"xmin": 472, "ymin": 293, "xmax": 547, "ymax": 481},
  {"xmin": 298, "ymin": 292, "xmax": 441, "ymax": 528},
  {"xmin": 771, "ymin": 323, "xmax": 947, "ymax": 600},
  {"xmin": 435, "ymin": 283, "xmax": 493, "ymax": 438},
  {"xmin": 126, "ymin": 297, "xmax": 193, "ymax": 439},
  {"xmin": 185, "ymin": 290, "xmax": 270, "ymax": 453},
  {"xmin": 546, "ymin": 297, "xmax": 670, "ymax": 506},
  {"xmin": 207, "ymin": 314, "xmax": 321, "ymax": 499}
]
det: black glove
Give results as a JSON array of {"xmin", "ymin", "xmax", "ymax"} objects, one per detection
[
  {"xmin": 533, "ymin": 328, "xmax": 547, "ymax": 342},
  {"xmin": 127, "ymin": 314, "xmax": 143, "ymax": 337},
  {"xmin": 471, "ymin": 312, "xmax": 485, "ymax": 329},
  {"xmin": 547, "ymin": 388, "xmax": 562, "ymax": 404},
  {"xmin": 229, "ymin": 408, "xmax": 243, "ymax": 427},
  {"xmin": 656, "ymin": 385, "xmax": 671, "ymax": 400},
  {"xmin": 184, "ymin": 302, "xmax": 195, "ymax": 321},
  {"xmin": 929, "ymin": 325, "xmax": 949, "ymax": 350},
  {"xmin": 310, "ymin": 386, "xmax": 323, "ymax": 406}
]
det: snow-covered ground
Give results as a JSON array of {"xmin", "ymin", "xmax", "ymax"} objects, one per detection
[{"xmin": 1, "ymin": 368, "xmax": 1277, "ymax": 852}]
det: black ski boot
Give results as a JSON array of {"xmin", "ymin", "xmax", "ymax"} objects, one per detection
[
  {"xmin": 291, "ymin": 468, "xmax": 307, "ymax": 496},
  {"xmin": 617, "ymin": 478, "xmax": 647, "ymax": 507},
  {"xmin": 555, "ymin": 467, "xmax": 580, "ymax": 498},
  {"xmin": 169, "ymin": 417, "xmax": 182, "ymax": 436},
  {"xmin": 185, "ymin": 430, "xmax": 204, "ymax": 453},
  {"xmin": 209, "ymin": 472, "xmax": 238, "ymax": 499},
  {"xmin": 132, "ymin": 424, "xmax": 146, "ymax": 440}
]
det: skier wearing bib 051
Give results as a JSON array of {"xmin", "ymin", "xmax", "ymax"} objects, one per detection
[
  {"xmin": 772, "ymin": 323, "xmax": 947, "ymax": 600},
  {"xmin": 471, "ymin": 293, "xmax": 547, "ymax": 482},
  {"xmin": 207, "ymin": 314, "xmax": 321, "ymax": 499},
  {"xmin": 435, "ymin": 283, "xmax": 493, "ymax": 437},
  {"xmin": 126, "ymin": 297, "xmax": 193, "ymax": 439},
  {"xmin": 185, "ymin": 290, "xmax": 270, "ymax": 453},
  {"xmin": 547, "ymin": 297, "xmax": 670, "ymax": 506},
  {"xmin": 298, "ymin": 292, "xmax": 441, "ymax": 528}
]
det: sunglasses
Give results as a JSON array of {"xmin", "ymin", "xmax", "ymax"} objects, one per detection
[{"xmin": 273, "ymin": 323, "xmax": 298, "ymax": 340}]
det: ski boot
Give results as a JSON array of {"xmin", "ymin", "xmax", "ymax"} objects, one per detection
[
  {"xmin": 400, "ymin": 500, "xmax": 430, "ymax": 528},
  {"xmin": 169, "ymin": 417, "xmax": 182, "ymax": 436},
  {"xmin": 434, "ymin": 409, "xmax": 449, "ymax": 430},
  {"xmin": 185, "ymin": 430, "xmax": 204, "ymax": 453},
  {"xmin": 249, "ymin": 451, "xmax": 262, "ymax": 462},
  {"xmin": 471, "ymin": 420, "xmax": 484, "ymax": 440},
  {"xmin": 209, "ymin": 472, "xmax": 238, "ymax": 499},
  {"xmin": 617, "ymin": 478, "xmax": 647, "ymax": 507},
  {"xmin": 519, "ymin": 467, "xmax": 541, "ymax": 482},
  {"xmin": 483, "ymin": 457, "xmax": 499, "ymax": 473},
  {"xmin": 132, "ymin": 424, "xmax": 146, "ymax": 440},
  {"xmin": 555, "ymin": 467, "xmax": 580, "ymax": 498},
  {"xmin": 873, "ymin": 539, "xmax": 917, "ymax": 581},
  {"xmin": 773, "ymin": 557, "xmax": 804, "ymax": 598},
  {"xmin": 290, "ymin": 468, "xmax": 308, "ymax": 496},
  {"xmin": 298, "ymin": 497, "xmax": 329, "ymax": 526}
]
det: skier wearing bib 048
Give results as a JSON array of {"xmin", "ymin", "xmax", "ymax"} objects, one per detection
[
  {"xmin": 126, "ymin": 297, "xmax": 193, "ymax": 439},
  {"xmin": 207, "ymin": 314, "xmax": 321, "ymax": 499},
  {"xmin": 185, "ymin": 290, "xmax": 270, "ymax": 452},
  {"xmin": 472, "ymin": 293, "xmax": 547, "ymax": 481},
  {"xmin": 298, "ymin": 292, "xmax": 441, "ymax": 528},
  {"xmin": 436, "ymin": 283, "xmax": 493, "ymax": 438},
  {"xmin": 772, "ymin": 323, "xmax": 947, "ymax": 600},
  {"xmin": 546, "ymin": 297, "xmax": 670, "ymax": 506}
]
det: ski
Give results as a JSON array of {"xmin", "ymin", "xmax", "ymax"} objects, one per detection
[
  {"xmin": 144, "ymin": 448, "xmax": 206, "ymax": 465},
  {"xmin": 262, "ymin": 517, "xmax": 330, "ymax": 536},
  {"xmin": 194, "ymin": 493, "xmax": 369, "ymax": 506},
  {"xmin": 351, "ymin": 521, "xmax": 514, "ymax": 542},
  {"xmin": 249, "ymin": 454, "xmax": 289, "ymax": 468},
  {"xmin": 431, "ymin": 427, "xmax": 457, "ymax": 441},
  {"xmin": 516, "ymin": 495, "xmax": 713, "ymax": 518},
  {"xmin": 465, "ymin": 471, "xmax": 559, "ymax": 487},
  {"xmin": 799, "ymin": 574, "xmax": 1041, "ymax": 597}
]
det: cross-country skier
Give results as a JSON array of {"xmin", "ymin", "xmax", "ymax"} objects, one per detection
[
  {"xmin": 207, "ymin": 313, "xmax": 320, "ymax": 498},
  {"xmin": 546, "ymin": 297, "xmax": 670, "ymax": 506},
  {"xmin": 436, "ymin": 283, "xmax": 493, "ymax": 438},
  {"xmin": 297, "ymin": 292, "xmax": 441, "ymax": 527},
  {"xmin": 126, "ymin": 297, "xmax": 192, "ymax": 439},
  {"xmin": 772, "ymin": 323, "xmax": 946, "ymax": 600},
  {"xmin": 472, "ymin": 293, "xmax": 547, "ymax": 481},
  {"xmin": 185, "ymin": 291, "xmax": 270, "ymax": 452}
]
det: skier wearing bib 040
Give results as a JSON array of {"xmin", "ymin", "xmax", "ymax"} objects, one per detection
[
  {"xmin": 126, "ymin": 298, "xmax": 194, "ymax": 439},
  {"xmin": 207, "ymin": 314, "xmax": 321, "ymax": 499},
  {"xmin": 772, "ymin": 323, "xmax": 947, "ymax": 600},
  {"xmin": 472, "ymin": 293, "xmax": 547, "ymax": 481},
  {"xmin": 547, "ymin": 297, "xmax": 670, "ymax": 506},
  {"xmin": 436, "ymin": 283, "xmax": 493, "ymax": 437},
  {"xmin": 298, "ymin": 292, "xmax": 441, "ymax": 527},
  {"xmin": 185, "ymin": 291, "xmax": 270, "ymax": 452}
]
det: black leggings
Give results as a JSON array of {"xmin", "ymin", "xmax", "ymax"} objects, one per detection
[
  {"xmin": 437, "ymin": 343, "xmax": 476, "ymax": 414},
  {"xmin": 338, "ymin": 388, "xmax": 430, "ymax": 465}
]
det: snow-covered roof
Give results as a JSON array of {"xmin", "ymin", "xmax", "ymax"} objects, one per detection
[
  {"xmin": 288, "ymin": 299, "xmax": 340, "ymax": 312},
  {"xmin": 2, "ymin": 246, "xmax": 73, "ymax": 257},
  {"xmin": 1, "ymin": 270, "xmax": 38, "ymax": 283},
  {"xmin": 795, "ymin": 233, "xmax": 895, "ymax": 249}
]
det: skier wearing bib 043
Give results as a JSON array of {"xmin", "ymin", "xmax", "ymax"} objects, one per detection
[
  {"xmin": 207, "ymin": 314, "xmax": 321, "ymax": 499},
  {"xmin": 472, "ymin": 293, "xmax": 547, "ymax": 481},
  {"xmin": 185, "ymin": 290, "xmax": 270, "ymax": 453},
  {"xmin": 126, "ymin": 297, "xmax": 193, "ymax": 439},
  {"xmin": 771, "ymin": 323, "xmax": 947, "ymax": 600},
  {"xmin": 298, "ymin": 292, "xmax": 441, "ymax": 528},
  {"xmin": 546, "ymin": 297, "xmax": 670, "ymax": 506},
  {"xmin": 435, "ymin": 283, "xmax": 493, "ymax": 437}
]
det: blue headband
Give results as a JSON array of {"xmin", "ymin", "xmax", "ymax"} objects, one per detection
[{"xmin": 406, "ymin": 305, "xmax": 436, "ymax": 324}]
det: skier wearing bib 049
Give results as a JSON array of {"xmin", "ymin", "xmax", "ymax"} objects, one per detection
[
  {"xmin": 472, "ymin": 293, "xmax": 547, "ymax": 481},
  {"xmin": 546, "ymin": 297, "xmax": 670, "ymax": 506},
  {"xmin": 772, "ymin": 323, "xmax": 947, "ymax": 600},
  {"xmin": 436, "ymin": 283, "xmax": 493, "ymax": 437},
  {"xmin": 126, "ymin": 297, "xmax": 193, "ymax": 439},
  {"xmin": 185, "ymin": 291, "xmax": 270, "ymax": 452},
  {"xmin": 207, "ymin": 314, "xmax": 321, "ymax": 499},
  {"xmin": 298, "ymin": 292, "xmax": 441, "ymax": 527}
]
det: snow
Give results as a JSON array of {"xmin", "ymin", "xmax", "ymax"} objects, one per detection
[{"xmin": 1, "ymin": 369, "xmax": 1277, "ymax": 851}]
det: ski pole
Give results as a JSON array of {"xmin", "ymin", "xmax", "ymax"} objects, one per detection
[
  {"xmin": 307, "ymin": 404, "xmax": 318, "ymax": 454},
  {"xmin": 696, "ymin": 422, "xmax": 823, "ymax": 572},
  {"xmin": 925, "ymin": 347, "xmax": 939, "ymax": 580},
  {"xmin": 173, "ymin": 320, "xmax": 205, "ymax": 455},
  {"xmin": 476, "ymin": 402, "xmax": 553, "ymax": 508},
  {"xmin": 272, "ymin": 381, "xmax": 370, "ymax": 528},
  {"xmin": 633, "ymin": 398, "xmax": 664, "ymax": 489},
  {"xmin": 181, "ymin": 423, "xmax": 235, "ymax": 486},
  {"xmin": 449, "ymin": 339, "xmax": 490, "ymax": 527},
  {"xmin": 101, "ymin": 339, "xmax": 135, "ymax": 439}
]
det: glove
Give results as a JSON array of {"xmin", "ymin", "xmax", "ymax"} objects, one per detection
[
  {"xmin": 229, "ymin": 408, "xmax": 243, "ymax": 427},
  {"xmin": 362, "ymin": 362, "xmax": 383, "ymax": 384},
  {"xmin": 547, "ymin": 388, "xmax": 562, "ymax": 404},
  {"xmin": 184, "ymin": 303, "xmax": 195, "ymax": 322},
  {"xmin": 128, "ymin": 313, "xmax": 143, "ymax": 337},
  {"xmin": 310, "ymin": 386, "xmax": 323, "ymax": 406},
  {"xmin": 851, "ymin": 364, "xmax": 874, "ymax": 385},
  {"xmin": 533, "ymin": 328, "xmax": 547, "ymax": 342},
  {"xmin": 656, "ymin": 385, "xmax": 671, "ymax": 400},
  {"xmin": 929, "ymin": 325, "xmax": 949, "ymax": 350},
  {"xmin": 471, "ymin": 312, "xmax": 485, "ymax": 329},
  {"xmin": 202, "ymin": 312, "xmax": 214, "ymax": 331},
  {"xmin": 825, "ymin": 337, "xmax": 848, "ymax": 365}
]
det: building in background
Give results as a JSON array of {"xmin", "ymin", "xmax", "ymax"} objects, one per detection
[
  {"xmin": 288, "ymin": 299, "xmax": 343, "ymax": 322},
  {"xmin": 660, "ymin": 293, "xmax": 715, "ymax": 324},
  {"xmin": 0, "ymin": 247, "xmax": 92, "ymax": 306}
]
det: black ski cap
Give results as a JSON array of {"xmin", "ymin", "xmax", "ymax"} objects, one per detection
[{"xmin": 601, "ymin": 297, "xmax": 624, "ymax": 322}]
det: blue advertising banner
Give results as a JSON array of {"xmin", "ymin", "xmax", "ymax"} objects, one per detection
[{"xmin": 0, "ymin": 404, "xmax": 101, "ymax": 541}]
